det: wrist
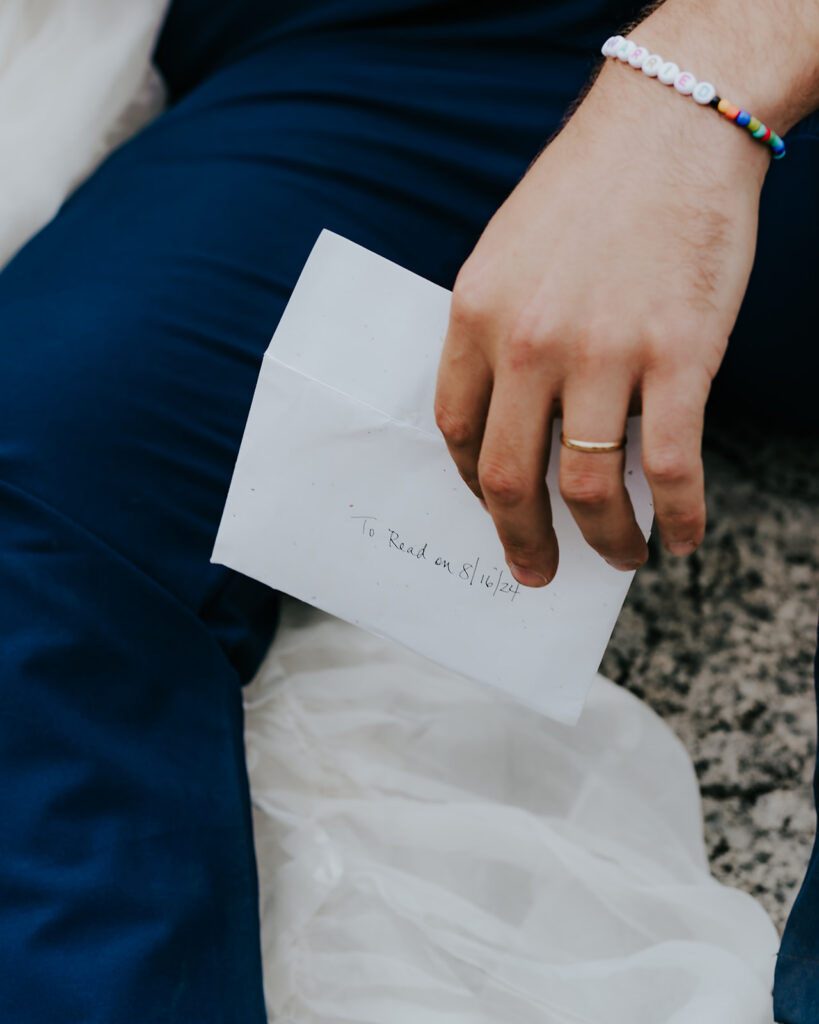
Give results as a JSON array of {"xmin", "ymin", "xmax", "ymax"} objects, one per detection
[
  {"xmin": 631, "ymin": 0, "xmax": 819, "ymax": 134},
  {"xmin": 575, "ymin": 59, "xmax": 770, "ymax": 191}
]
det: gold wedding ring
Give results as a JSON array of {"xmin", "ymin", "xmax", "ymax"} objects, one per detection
[{"xmin": 560, "ymin": 432, "xmax": 626, "ymax": 454}]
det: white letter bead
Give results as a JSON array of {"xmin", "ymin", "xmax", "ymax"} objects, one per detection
[
  {"xmin": 616, "ymin": 39, "xmax": 636, "ymax": 62},
  {"xmin": 673, "ymin": 70, "xmax": 697, "ymax": 95},
  {"xmin": 641, "ymin": 54, "xmax": 663, "ymax": 77},
  {"xmin": 692, "ymin": 81, "xmax": 717, "ymax": 105},
  {"xmin": 628, "ymin": 46, "xmax": 649, "ymax": 68},
  {"xmin": 658, "ymin": 61, "xmax": 680, "ymax": 85},
  {"xmin": 601, "ymin": 35, "xmax": 624, "ymax": 56}
]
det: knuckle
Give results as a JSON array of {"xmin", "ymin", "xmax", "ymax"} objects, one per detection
[
  {"xmin": 478, "ymin": 458, "xmax": 528, "ymax": 507},
  {"xmin": 504, "ymin": 305, "xmax": 564, "ymax": 372},
  {"xmin": 434, "ymin": 402, "xmax": 477, "ymax": 448},
  {"xmin": 505, "ymin": 313, "xmax": 564, "ymax": 372},
  {"xmin": 643, "ymin": 323, "xmax": 686, "ymax": 362},
  {"xmin": 643, "ymin": 447, "xmax": 692, "ymax": 485},
  {"xmin": 450, "ymin": 272, "xmax": 491, "ymax": 333},
  {"xmin": 571, "ymin": 323, "xmax": 625, "ymax": 369},
  {"xmin": 641, "ymin": 328, "xmax": 668, "ymax": 365},
  {"xmin": 660, "ymin": 505, "xmax": 705, "ymax": 534},
  {"xmin": 504, "ymin": 539, "xmax": 547, "ymax": 566},
  {"xmin": 560, "ymin": 469, "xmax": 616, "ymax": 508},
  {"xmin": 506, "ymin": 328, "xmax": 544, "ymax": 371}
]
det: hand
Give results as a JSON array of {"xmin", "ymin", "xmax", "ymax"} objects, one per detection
[{"xmin": 434, "ymin": 59, "xmax": 768, "ymax": 586}]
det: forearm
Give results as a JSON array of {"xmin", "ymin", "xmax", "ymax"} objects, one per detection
[{"xmin": 627, "ymin": 0, "xmax": 819, "ymax": 132}]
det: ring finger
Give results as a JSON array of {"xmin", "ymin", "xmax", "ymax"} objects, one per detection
[{"xmin": 558, "ymin": 372, "xmax": 648, "ymax": 571}]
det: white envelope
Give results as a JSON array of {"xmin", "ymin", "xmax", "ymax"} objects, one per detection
[{"xmin": 212, "ymin": 230, "xmax": 653, "ymax": 723}]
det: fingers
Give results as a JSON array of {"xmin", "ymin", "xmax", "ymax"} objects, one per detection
[
  {"xmin": 559, "ymin": 372, "xmax": 649, "ymax": 571},
  {"xmin": 435, "ymin": 291, "xmax": 494, "ymax": 500},
  {"xmin": 641, "ymin": 367, "xmax": 709, "ymax": 556},
  {"xmin": 476, "ymin": 368, "xmax": 559, "ymax": 586},
  {"xmin": 437, "ymin": 292, "xmax": 559, "ymax": 586},
  {"xmin": 438, "ymin": 286, "xmax": 559, "ymax": 586},
  {"xmin": 437, "ymin": 276, "xmax": 711, "ymax": 584}
]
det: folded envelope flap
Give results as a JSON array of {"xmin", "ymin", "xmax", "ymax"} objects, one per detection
[{"xmin": 267, "ymin": 229, "xmax": 450, "ymax": 436}]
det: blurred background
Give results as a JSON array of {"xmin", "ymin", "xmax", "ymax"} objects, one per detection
[{"xmin": 603, "ymin": 411, "xmax": 819, "ymax": 931}]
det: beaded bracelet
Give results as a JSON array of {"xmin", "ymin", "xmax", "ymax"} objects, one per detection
[{"xmin": 601, "ymin": 36, "xmax": 786, "ymax": 160}]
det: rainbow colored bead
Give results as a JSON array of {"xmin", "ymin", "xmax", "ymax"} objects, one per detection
[
  {"xmin": 718, "ymin": 99, "xmax": 741, "ymax": 120},
  {"xmin": 709, "ymin": 93, "xmax": 786, "ymax": 158},
  {"xmin": 600, "ymin": 35, "xmax": 786, "ymax": 160}
]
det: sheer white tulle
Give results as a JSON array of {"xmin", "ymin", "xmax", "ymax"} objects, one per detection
[
  {"xmin": 0, "ymin": 4, "xmax": 779, "ymax": 1021},
  {"xmin": 248, "ymin": 601, "xmax": 778, "ymax": 1023}
]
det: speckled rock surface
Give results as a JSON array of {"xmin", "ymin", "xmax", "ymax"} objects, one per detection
[{"xmin": 601, "ymin": 413, "xmax": 819, "ymax": 934}]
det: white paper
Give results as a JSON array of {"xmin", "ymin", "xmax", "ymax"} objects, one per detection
[{"xmin": 212, "ymin": 230, "xmax": 653, "ymax": 723}]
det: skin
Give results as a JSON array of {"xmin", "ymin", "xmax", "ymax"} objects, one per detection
[{"xmin": 435, "ymin": 0, "xmax": 819, "ymax": 587}]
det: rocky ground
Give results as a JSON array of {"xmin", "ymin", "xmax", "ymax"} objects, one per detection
[{"xmin": 601, "ymin": 413, "xmax": 819, "ymax": 932}]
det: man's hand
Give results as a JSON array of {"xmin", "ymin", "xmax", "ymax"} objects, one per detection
[
  {"xmin": 436, "ymin": 0, "xmax": 819, "ymax": 587},
  {"xmin": 435, "ymin": 30, "xmax": 779, "ymax": 586}
]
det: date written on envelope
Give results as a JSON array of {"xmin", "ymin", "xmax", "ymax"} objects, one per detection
[
  {"xmin": 212, "ymin": 230, "xmax": 653, "ymax": 724},
  {"xmin": 352, "ymin": 515, "xmax": 522, "ymax": 602}
]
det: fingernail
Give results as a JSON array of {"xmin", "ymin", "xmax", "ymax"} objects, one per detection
[
  {"xmin": 509, "ymin": 563, "xmax": 550, "ymax": 587},
  {"xmin": 668, "ymin": 540, "xmax": 697, "ymax": 556},
  {"xmin": 605, "ymin": 558, "xmax": 644, "ymax": 572}
]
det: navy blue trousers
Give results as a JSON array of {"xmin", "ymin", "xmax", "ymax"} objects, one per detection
[{"xmin": 0, "ymin": 2, "xmax": 816, "ymax": 1020}]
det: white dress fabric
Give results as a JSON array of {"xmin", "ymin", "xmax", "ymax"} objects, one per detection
[
  {"xmin": 0, "ymin": 4, "xmax": 779, "ymax": 1022},
  {"xmin": 248, "ymin": 601, "xmax": 778, "ymax": 1024},
  {"xmin": 0, "ymin": 0, "xmax": 168, "ymax": 271}
]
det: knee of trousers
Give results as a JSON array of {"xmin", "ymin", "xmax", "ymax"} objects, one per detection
[
  {"xmin": 0, "ymin": 480, "xmax": 267, "ymax": 1023},
  {"xmin": 0, "ymin": 257, "xmax": 278, "ymax": 620}
]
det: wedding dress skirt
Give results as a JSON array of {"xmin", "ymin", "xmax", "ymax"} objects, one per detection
[
  {"xmin": 0, "ymin": 3, "xmax": 778, "ymax": 1021},
  {"xmin": 248, "ymin": 601, "xmax": 778, "ymax": 1023}
]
